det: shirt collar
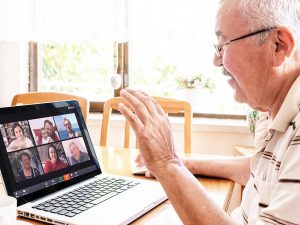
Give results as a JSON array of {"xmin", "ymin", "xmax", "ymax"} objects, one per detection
[{"xmin": 270, "ymin": 76, "xmax": 300, "ymax": 132}]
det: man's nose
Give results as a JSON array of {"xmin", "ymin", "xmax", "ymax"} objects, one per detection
[{"xmin": 213, "ymin": 53, "xmax": 222, "ymax": 67}]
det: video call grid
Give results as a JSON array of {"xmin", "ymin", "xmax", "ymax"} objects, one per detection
[{"xmin": 0, "ymin": 113, "xmax": 90, "ymax": 183}]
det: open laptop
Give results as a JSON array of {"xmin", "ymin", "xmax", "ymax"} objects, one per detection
[{"xmin": 0, "ymin": 100, "xmax": 167, "ymax": 225}]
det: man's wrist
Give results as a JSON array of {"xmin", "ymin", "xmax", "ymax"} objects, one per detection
[{"xmin": 149, "ymin": 158, "xmax": 184, "ymax": 178}]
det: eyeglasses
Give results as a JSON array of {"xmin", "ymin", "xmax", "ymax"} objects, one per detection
[{"xmin": 214, "ymin": 27, "xmax": 276, "ymax": 57}]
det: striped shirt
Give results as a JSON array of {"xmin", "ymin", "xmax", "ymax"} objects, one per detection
[{"xmin": 238, "ymin": 76, "xmax": 300, "ymax": 224}]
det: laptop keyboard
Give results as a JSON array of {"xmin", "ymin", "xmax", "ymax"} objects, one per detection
[{"xmin": 32, "ymin": 177, "xmax": 140, "ymax": 217}]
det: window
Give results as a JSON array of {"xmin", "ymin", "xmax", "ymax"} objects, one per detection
[
  {"xmin": 36, "ymin": 0, "xmax": 248, "ymax": 116},
  {"xmin": 40, "ymin": 41, "xmax": 114, "ymax": 101}
]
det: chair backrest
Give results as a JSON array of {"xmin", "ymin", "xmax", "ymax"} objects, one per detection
[
  {"xmin": 11, "ymin": 92, "xmax": 89, "ymax": 122},
  {"xmin": 100, "ymin": 96, "xmax": 192, "ymax": 153}
]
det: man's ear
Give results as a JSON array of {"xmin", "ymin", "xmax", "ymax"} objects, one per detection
[{"xmin": 272, "ymin": 27, "xmax": 295, "ymax": 66}]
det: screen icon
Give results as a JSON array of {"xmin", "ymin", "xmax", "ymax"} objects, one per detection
[{"xmin": 63, "ymin": 174, "xmax": 71, "ymax": 181}]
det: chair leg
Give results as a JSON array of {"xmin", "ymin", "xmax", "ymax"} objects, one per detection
[{"xmin": 124, "ymin": 120, "xmax": 130, "ymax": 148}]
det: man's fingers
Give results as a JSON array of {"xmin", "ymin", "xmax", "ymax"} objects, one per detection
[
  {"xmin": 118, "ymin": 103, "xmax": 144, "ymax": 132},
  {"xmin": 152, "ymin": 99, "xmax": 166, "ymax": 117},
  {"xmin": 139, "ymin": 90, "xmax": 166, "ymax": 117},
  {"xmin": 135, "ymin": 154, "xmax": 145, "ymax": 167},
  {"xmin": 135, "ymin": 154, "xmax": 142, "ymax": 163},
  {"xmin": 123, "ymin": 88, "xmax": 159, "ymax": 119},
  {"xmin": 120, "ymin": 89, "xmax": 149, "ymax": 123},
  {"xmin": 145, "ymin": 170, "xmax": 155, "ymax": 178}
]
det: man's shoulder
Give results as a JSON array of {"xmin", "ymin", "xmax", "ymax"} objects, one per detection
[
  {"xmin": 79, "ymin": 152, "xmax": 89, "ymax": 161},
  {"xmin": 51, "ymin": 132, "xmax": 59, "ymax": 141},
  {"xmin": 69, "ymin": 156, "xmax": 76, "ymax": 162},
  {"xmin": 82, "ymin": 151, "xmax": 89, "ymax": 158}
]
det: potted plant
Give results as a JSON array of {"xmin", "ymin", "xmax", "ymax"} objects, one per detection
[
  {"xmin": 176, "ymin": 74, "xmax": 215, "ymax": 91},
  {"xmin": 175, "ymin": 74, "xmax": 215, "ymax": 111},
  {"xmin": 246, "ymin": 109, "xmax": 259, "ymax": 136}
]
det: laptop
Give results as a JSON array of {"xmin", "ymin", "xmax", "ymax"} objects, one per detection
[{"xmin": 0, "ymin": 100, "xmax": 167, "ymax": 225}]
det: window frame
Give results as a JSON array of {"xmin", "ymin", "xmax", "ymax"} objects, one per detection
[{"xmin": 29, "ymin": 42, "xmax": 246, "ymax": 120}]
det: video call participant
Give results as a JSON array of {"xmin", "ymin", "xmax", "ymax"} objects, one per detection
[
  {"xmin": 61, "ymin": 117, "xmax": 80, "ymax": 139},
  {"xmin": 41, "ymin": 127, "xmax": 54, "ymax": 144},
  {"xmin": 68, "ymin": 141, "xmax": 90, "ymax": 165},
  {"xmin": 44, "ymin": 144, "xmax": 68, "ymax": 173},
  {"xmin": 17, "ymin": 152, "xmax": 40, "ymax": 182},
  {"xmin": 38, "ymin": 120, "xmax": 59, "ymax": 145},
  {"xmin": 7, "ymin": 123, "xmax": 34, "ymax": 152}
]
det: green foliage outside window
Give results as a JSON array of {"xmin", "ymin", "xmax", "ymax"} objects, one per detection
[
  {"xmin": 130, "ymin": 58, "xmax": 179, "ymax": 96},
  {"xmin": 41, "ymin": 41, "xmax": 113, "ymax": 100}
]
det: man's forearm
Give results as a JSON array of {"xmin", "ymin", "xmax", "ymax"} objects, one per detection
[
  {"xmin": 184, "ymin": 156, "xmax": 251, "ymax": 186},
  {"xmin": 153, "ymin": 162, "xmax": 236, "ymax": 225}
]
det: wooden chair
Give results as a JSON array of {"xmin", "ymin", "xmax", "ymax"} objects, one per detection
[
  {"xmin": 100, "ymin": 96, "xmax": 192, "ymax": 153},
  {"xmin": 11, "ymin": 92, "xmax": 89, "ymax": 121}
]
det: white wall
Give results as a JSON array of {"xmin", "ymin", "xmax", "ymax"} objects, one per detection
[
  {"xmin": 0, "ymin": 42, "xmax": 28, "ymax": 107},
  {"xmin": 87, "ymin": 113, "xmax": 255, "ymax": 156}
]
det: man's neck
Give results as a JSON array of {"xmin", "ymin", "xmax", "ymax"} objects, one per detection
[
  {"xmin": 269, "ymin": 90, "xmax": 288, "ymax": 119},
  {"xmin": 269, "ymin": 72, "xmax": 300, "ymax": 119}
]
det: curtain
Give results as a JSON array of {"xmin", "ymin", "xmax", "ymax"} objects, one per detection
[
  {"xmin": 0, "ymin": 0, "xmax": 218, "ymax": 42},
  {"xmin": 0, "ymin": 0, "xmax": 114, "ymax": 42},
  {"xmin": 128, "ymin": 0, "xmax": 218, "ymax": 42}
]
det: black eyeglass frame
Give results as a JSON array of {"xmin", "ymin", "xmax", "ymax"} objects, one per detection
[{"xmin": 214, "ymin": 27, "xmax": 276, "ymax": 57}]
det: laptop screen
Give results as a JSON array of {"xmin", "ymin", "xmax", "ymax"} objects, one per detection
[{"xmin": 0, "ymin": 100, "xmax": 101, "ymax": 205}]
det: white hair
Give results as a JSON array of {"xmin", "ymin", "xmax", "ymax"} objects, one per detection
[{"xmin": 238, "ymin": 0, "xmax": 300, "ymax": 49}]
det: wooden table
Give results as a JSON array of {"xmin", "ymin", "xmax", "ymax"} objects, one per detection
[
  {"xmin": 1, "ymin": 146, "xmax": 234, "ymax": 224},
  {"xmin": 235, "ymin": 145, "xmax": 256, "ymax": 156}
]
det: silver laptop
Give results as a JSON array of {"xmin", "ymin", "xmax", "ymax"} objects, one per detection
[{"xmin": 0, "ymin": 100, "xmax": 166, "ymax": 225}]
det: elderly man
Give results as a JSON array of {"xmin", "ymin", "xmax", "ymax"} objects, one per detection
[
  {"xmin": 119, "ymin": 0, "xmax": 300, "ymax": 224},
  {"xmin": 68, "ymin": 141, "xmax": 90, "ymax": 165}
]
